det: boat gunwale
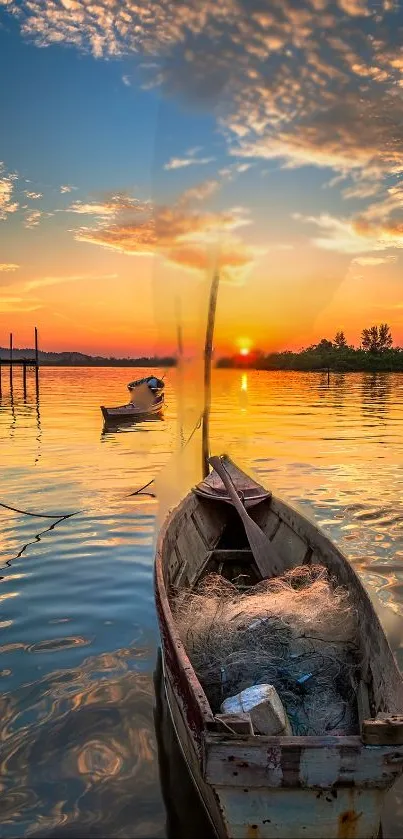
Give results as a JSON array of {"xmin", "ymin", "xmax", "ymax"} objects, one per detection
[
  {"xmin": 155, "ymin": 492, "xmax": 216, "ymax": 731},
  {"xmin": 158, "ymin": 649, "xmax": 221, "ymax": 837}
]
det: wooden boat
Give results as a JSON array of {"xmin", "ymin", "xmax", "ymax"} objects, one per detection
[
  {"xmin": 154, "ymin": 455, "xmax": 403, "ymax": 839},
  {"xmin": 101, "ymin": 392, "xmax": 164, "ymax": 422}
]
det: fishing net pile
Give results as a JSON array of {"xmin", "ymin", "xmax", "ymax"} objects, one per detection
[{"xmin": 173, "ymin": 565, "xmax": 361, "ymax": 735}]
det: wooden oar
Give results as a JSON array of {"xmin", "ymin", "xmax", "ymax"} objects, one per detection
[
  {"xmin": 209, "ymin": 455, "xmax": 282, "ymax": 579},
  {"xmin": 202, "ymin": 270, "xmax": 220, "ymax": 479}
]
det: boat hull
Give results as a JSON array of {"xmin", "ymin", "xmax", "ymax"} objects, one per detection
[
  {"xmin": 154, "ymin": 458, "xmax": 403, "ymax": 839},
  {"xmin": 154, "ymin": 648, "xmax": 218, "ymax": 839},
  {"xmin": 101, "ymin": 395, "xmax": 164, "ymax": 422}
]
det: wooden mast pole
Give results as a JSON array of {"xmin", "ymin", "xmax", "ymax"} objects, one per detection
[
  {"xmin": 175, "ymin": 296, "xmax": 184, "ymax": 361},
  {"xmin": 175, "ymin": 296, "xmax": 185, "ymax": 449},
  {"xmin": 201, "ymin": 269, "xmax": 220, "ymax": 479}
]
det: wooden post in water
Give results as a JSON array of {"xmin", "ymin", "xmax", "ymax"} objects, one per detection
[
  {"xmin": 9, "ymin": 332, "xmax": 13, "ymax": 387},
  {"xmin": 34, "ymin": 326, "xmax": 39, "ymax": 365},
  {"xmin": 202, "ymin": 270, "xmax": 220, "ymax": 479},
  {"xmin": 34, "ymin": 326, "xmax": 39, "ymax": 395},
  {"xmin": 0, "ymin": 357, "xmax": 2, "ymax": 397},
  {"xmin": 22, "ymin": 361, "xmax": 27, "ymax": 398}
]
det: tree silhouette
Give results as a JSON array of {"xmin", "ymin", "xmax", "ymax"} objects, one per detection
[
  {"xmin": 334, "ymin": 330, "xmax": 347, "ymax": 349},
  {"xmin": 361, "ymin": 324, "xmax": 393, "ymax": 352},
  {"xmin": 379, "ymin": 323, "xmax": 393, "ymax": 350},
  {"xmin": 316, "ymin": 338, "xmax": 334, "ymax": 351},
  {"xmin": 361, "ymin": 327, "xmax": 377, "ymax": 352}
]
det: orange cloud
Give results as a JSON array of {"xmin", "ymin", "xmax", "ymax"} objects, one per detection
[
  {"xmin": 353, "ymin": 217, "xmax": 403, "ymax": 244},
  {"xmin": 67, "ymin": 194, "xmax": 147, "ymax": 216},
  {"xmin": 165, "ymin": 239, "xmax": 257, "ymax": 284},
  {"xmin": 73, "ymin": 183, "xmax": 258, "ymax": 283},
  {"xmin": 353, "ymin": 255, "xmax": 397, "ymax": 266},
  {"xmin": 337, "ymin": 0, "xmax": 369, "ymax": 15},
  {"xmin": 295, "ymin": 209, "xmax": 403, "ymax": 254},
  {"xmin": 293, "ymin": 176, "xmax": 403, "ymax": 256},
  {"xmin": 0, "ymin": 263, "xmax": 19, "ymax": 272}
]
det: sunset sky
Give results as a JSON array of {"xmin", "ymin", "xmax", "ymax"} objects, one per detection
[{"xmin": 1, "ymin": 0, "xmax": 403, "ymax": 356}]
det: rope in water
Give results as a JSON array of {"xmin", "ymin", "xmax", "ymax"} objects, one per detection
[
  {"xmin": 0, "ymin": 413, "xmax": 203, "ymax": 572},
  {"xmin": 0, "ymin": 412, "xmax": 203, "ymax": 521},
  {"xmin": 0, "ymin": 502, "xmax": 79, "ymax": 519}
]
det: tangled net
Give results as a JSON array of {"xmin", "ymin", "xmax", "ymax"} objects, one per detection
[{"xmin": 173, "ymin": 565, "xmax": 361, "ymax": 735}]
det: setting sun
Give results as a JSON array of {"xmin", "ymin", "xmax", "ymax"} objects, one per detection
[{"xmin": 237, "ymin": 338, "xmax": 252, "ymax": 356}]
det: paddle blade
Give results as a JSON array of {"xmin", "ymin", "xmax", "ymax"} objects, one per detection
[{"xmin": 209, "ymin": 455, "xmax": 282, "ymax": 578}]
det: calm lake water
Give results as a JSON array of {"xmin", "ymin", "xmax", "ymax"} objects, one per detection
[{"xmin": 1, "ymin": 367, "xmax": 403, "ymax": 838}]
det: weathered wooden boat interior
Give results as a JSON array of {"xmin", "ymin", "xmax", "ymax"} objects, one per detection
[
  {"xmin": 155, "ymin": 458, "xmax": 403, "ymax": 838},
  {"xmin": 162, "ymin": 458, "xmax": 403, "ymax": 727}
]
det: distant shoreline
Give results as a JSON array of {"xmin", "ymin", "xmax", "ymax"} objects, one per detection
[
  {"xmin": 28, "ymin": 361, "xmax": 175, "ymax": 367},
  {"xmin": 217, "ymin": 347, "xmax": 403, "ymax": 374},
  {"xmin": 2, "ymin": 347, "xmax": 403, "ymax": 373},
  {"xmin": 0, "ymin": 349, "xmax": 176, "ymax": 368},
  {"xmin": 218, "ymin": 364, "xmax": 403, "ymax": 373}
]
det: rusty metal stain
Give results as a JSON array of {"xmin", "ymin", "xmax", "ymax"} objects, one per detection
[
  {"xmin": 216, "ymin": 785, "xmax": 384, "ymax": 839},
  {"xmin": 282, "ymin": 745, "xmax": 302, "ymax": 788},
  {"xmin": 337, "ymin": 809, "xmax": 363, "ymax": 839}
]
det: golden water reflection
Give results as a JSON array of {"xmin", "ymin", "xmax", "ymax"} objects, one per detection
[{"xmin": 1, "ymin": 368, "xmax": 403, "ymax": 836}]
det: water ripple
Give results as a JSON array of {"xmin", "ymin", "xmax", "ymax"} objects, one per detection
[{"xmin": 1, "ymin": 368, "xmax": 403, "ymax": 836}]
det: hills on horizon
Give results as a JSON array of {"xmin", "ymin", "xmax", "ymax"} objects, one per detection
[{"xmin": 0, "ymin": 347, "xmax": 177, "ymax": 367}]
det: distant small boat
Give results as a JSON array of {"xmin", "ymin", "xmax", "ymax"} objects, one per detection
[
  {"xmin": 127, "ymin": 375, "xmax": 165, "ymax": 394},
  {"xmin": 101, "ymin": 392, "xmax": 164, "ymax": 422},
  {"xmin": 155, "ymin": 455, "xmax": 403, "ymax": 839}
]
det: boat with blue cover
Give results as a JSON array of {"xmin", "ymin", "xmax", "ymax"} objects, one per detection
[{"xmin": 127, "ymin": 375, "xmax": 165, "ymax": 394}]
